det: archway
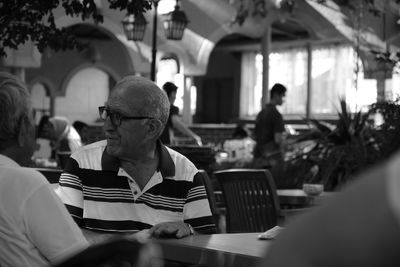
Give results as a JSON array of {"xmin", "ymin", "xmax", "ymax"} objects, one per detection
[
  {"xmin": 55, "ymin": 67, "xmax": 112, "ymax": 124},
  {"xmin": 31, "ymin": 82, "xmax": 51, "ymax": 124}
]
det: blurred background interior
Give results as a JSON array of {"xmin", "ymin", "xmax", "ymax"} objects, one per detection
[{"xmin": 3, "ymin": 0, "xmax": 400, "ymax": 191}]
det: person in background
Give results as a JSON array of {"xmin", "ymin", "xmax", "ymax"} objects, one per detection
[
  {"xmin": 38, "ymin": 115, "xmax": 83, "ymax": 156},
  {"xmin": 260, "ymin": 151, "xmax": 400, "ymax": 267},
  {"xmin": 159, "ymin": 82, "xmax": 202, "ymax": 146},
  {"xmin": 253, "ymin": 83, "xmax": 287, "ymax": 168},
  {"xmin": 56, "ymin": 76, "xmax": 217, "ymax": 244},
  {"xmin": 232, "ymin": 123, "xmax": 251, "ymax": 139},
  {"xmin": 0, "ymin": 72, "xmax": 88, "ymax": 267},
  {"xmin": 73, "ymin": 120, "xmax": 90, "ymax": 145}
]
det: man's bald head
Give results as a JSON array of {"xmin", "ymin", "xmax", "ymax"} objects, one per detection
[{"xmin": 110, "ymin": 76, "xmax": 170, "ymax": 128}]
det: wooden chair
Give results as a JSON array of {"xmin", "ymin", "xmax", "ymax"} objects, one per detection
[
  {"xmin": 57, "ymin": 151, "xmax": 71, "ymax": 169},
  {"xmin": 52, "ymin": 237, "xmax": 161, "ymax": 267},
  {"xmin": 36, "ymin": 168, "xmax": 62, "ymax": 184},
  {"xmin": 213, "ymin": 168, "xmax": 280, "ymax": 233},
  {"xmin": 198, "ymin": 170, "xmax": 220, "ymax": 232}
]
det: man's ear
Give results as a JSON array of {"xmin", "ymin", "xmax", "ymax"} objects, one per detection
[
  {"xmin": 16, "ymin": 118, "xmax": 27, "ymax": 147},
  {"xmin": 146, "ymin": 119, "xmax": 163, "ymax": 139}
]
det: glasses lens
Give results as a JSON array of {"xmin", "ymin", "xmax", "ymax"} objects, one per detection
[
  {"xmin": 98, "ymin": 106, "xmax": 122, "ymax": 126},
  {"xmin": 98, "ymin": 106, "xmax": 107, "ymax": 120}
]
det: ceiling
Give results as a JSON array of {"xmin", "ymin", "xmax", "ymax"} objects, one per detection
[{"xmin": 57, "ymin": 0, "xmax": 400, "ymax": 76}]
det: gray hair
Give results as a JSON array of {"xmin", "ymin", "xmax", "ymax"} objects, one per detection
[
  {"xmin": 113, "ymin": 76, "xmax": 170, "ymax": 128},
  {"xmin": 0, "ymin": 72, "xmax": 31, "ymax": 142}
]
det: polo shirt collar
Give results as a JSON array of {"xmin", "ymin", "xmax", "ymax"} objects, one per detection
[{"xmin": 101, "ymin": 140, "xmax": 175, "ymax": 177}]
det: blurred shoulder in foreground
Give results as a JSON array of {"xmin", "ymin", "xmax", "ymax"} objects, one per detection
[{"xmin": 260, "ymin": 151, "xmax": 400, "ymax": 267}]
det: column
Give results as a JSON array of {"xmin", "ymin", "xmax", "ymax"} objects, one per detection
[
  {"xmin": 182, "ymin": 75, "xmax": 192, "ymax": 124},
  {"xmin": 376, "ymin": 73, "xmax": 386, "ymax": 102},
  {"xmin": 306, "ymin": 43, "xmax": 312, "ymax": 119},
  {"xmin": 261, "ymin": 23, "xmax": 271, "ymax": 106}
]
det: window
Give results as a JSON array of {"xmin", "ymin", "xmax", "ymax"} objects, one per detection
[{"xmin": 241, "ymin": 44, "xmax": 378, "ymax": 118}]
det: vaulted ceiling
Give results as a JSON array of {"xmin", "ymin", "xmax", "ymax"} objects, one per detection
[{"xmin": 57, "ymin": 0, "xmax": 400, "ymax": 76}]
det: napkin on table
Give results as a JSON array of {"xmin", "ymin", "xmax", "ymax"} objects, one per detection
[{"xmin": 257, "ymin": 226, "xmax": 284, "ymax": 240}]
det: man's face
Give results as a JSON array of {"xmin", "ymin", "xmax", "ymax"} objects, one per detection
[
  {"xmin": 276, "ymin": 93, "xmax": 286, "ymax": 106},
  {"xmin": 40, "ymin": 122, "xmax": 56, "ymax": 140},
  {"xmin": 103, "ymin": 90, "xmax": 148, "ymax": 160},
  {"xmin": 169, "ymin": 91, "xmax": 177, "ymax": 105}
]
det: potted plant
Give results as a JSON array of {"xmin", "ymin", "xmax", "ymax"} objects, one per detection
[{"xmin": 277, "ymin": 98, "xmax": 400, "ymax": 191}]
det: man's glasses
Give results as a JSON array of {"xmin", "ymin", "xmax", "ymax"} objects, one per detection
[{"xmin": 98, "ymin": 106, "xmax": 154, "ymax": 127}]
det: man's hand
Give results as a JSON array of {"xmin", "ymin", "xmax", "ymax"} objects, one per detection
[
  {"xmin": 149, "ymin": 222, "xmax": 193, "ymax": 239},
  {"xmin": 194, "ymin": 135, "xmax": 202, "ymax": 146}
]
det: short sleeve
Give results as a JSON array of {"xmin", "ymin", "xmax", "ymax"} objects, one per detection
[
  {"xmin": 170, "ymin": 105, "xmax": 179, "ymax": 117},
  {"xmin": 273, "ymin": 111, "xmax": 285, "ymax": 133},
  {"xmin": 183, "ymin": 172, "xmax": 217, "ymax": 234},
  {"xmin": 56, "ymin": 158, "xmax": 84, "ymax": 226},
  {"xmin": 23, "ymin": 183, "xmax": 88, "ymax": 264}
]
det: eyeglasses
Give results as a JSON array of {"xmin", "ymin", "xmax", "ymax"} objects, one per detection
[{"xmin": 98, "ymin": 106, "xmax": 154, "ymax": 127}]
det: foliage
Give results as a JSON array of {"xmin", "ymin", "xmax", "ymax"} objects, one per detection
[
  {"xmin": 0, "ymin": 0, "xmax": 152, "ymax": 57},
  {"xmin": 282, "ymin": 98, "xmax": 400, "ymax": 191},
  {"xmin": 368, "ymin": 98, "xmax": 400, "ymax": 159}
]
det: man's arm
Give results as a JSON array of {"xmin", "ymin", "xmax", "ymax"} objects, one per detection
[
  {"xmin": 273, "ymin": 132, "xmax": 283, "ymax": 147},
  {"xmin": 148, "ymin": 172, "xmax": 217, "ymax": 238},
  {"xmin": 24, "ymin": 183, "xmax": 88, "ymax": 264},
  {"xmin": 80, "ymin": 228, "xmax": 119, "ymax": 244},
  {"xmin": 171, "ymin": 115, "xmax": 202, "ymax": 146}
]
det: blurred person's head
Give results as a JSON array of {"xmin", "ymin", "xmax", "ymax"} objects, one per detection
[
  {"xmin": 162, "ymin": 82, "xmax": 178, "ymax": 105},
  {"xmin": 232, "ymin": 123, "xmax": 250, "ymax": 139},
  {"xmin": 270, "ymin": 83, "xmax": 287, "ymax": 106},
  {"xmin": 73, "ymin": 120, "xmax": 89, "ymax": 143},
  {"xmin": 0, "ymin": 72, "xmax": 37, "ymax": 165},
  {"xmin": 100, "ymin": 76, "xmax": 170, "ymax": 160},
  {"xmin": 38, "ymin": 116, "xmax": 70, "ymax": 142}
]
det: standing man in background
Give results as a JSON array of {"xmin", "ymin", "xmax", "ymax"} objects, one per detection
[
  {"xmin": 253, "ymin": 83, "xmax": 287, "ymax": 168},
  {"xmin": 160, "ymin": 82, "xmax": 202, "ymax": 146}
]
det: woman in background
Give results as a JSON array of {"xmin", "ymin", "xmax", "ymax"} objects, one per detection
[{"xmin": 38, "ymin": 116, "xmax": 82, "ymax": 160}]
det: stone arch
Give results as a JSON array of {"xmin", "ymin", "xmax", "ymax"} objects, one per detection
[
  {"xmin": 28, "ymin": 77, "xmax": 57, "ymax": 119},
  {"xmin": 28, "ymin": 77, "xmax": 56, "ymax": 97},
  {"xmin": 56, "ymin": 66, "xmax": 113, "ymax": 123},
  {"xmin": 60, "ymin": 62, "xmax": 120, "ymax": 96},
  {"xmin": 55, "ymin": 15, "xmax": 150, "ymax": 74}
]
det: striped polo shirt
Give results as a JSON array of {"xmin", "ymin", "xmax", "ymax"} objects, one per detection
[{"xmin": 56, "ymin": 140, "xmax": 217, "ymax": 234}]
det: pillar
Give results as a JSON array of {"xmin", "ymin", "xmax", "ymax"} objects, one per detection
[{"xmin": 261, "ymin": 23, "xmax": 271, "ymax": 106}]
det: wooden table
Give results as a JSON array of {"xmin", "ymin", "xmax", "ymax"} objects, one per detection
[
  {"xmin": 156, "ymin": 233, "xmax": 271, "ymax": 267},
  {"xmin": 277, "ymin": 189, "xmax": 335, "ymax": 208}
]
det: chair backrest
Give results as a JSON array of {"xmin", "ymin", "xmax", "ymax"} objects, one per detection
[
  {"xmin": 36, "ymin": 168, "xmax": 62, "ymax": 184},
  {"xmin": 213, "ymin": 168, "xmax": 280, "ymax": 233},
  {"xmin": 52, "ymin": 237, "xmax": 161, "ymax": 267},
  {"xmin": 198, "ymin": 170, "xmax": 220, "ymax": 232},
  {"xmin": 57, "ymin": 151, "xmax": 71, "ymax": 169}
]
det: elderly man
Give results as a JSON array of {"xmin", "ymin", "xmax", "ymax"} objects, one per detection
[
  {"xmin": 56, "ymin": 76, "xmax": 217, "ymax": 242},
  {"xmin": 0, "ymin": 72, "xmax": 88, "ymax": 266}
]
